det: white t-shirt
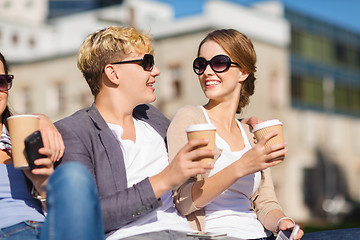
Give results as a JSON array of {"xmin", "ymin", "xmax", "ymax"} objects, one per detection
[
  {"xmin": 106, "ymin": 118, "xmax": 193, "ymax": 240},
  {"xmin": 201, "ymin": 107, "xmax": 270, "ymax": 239}
]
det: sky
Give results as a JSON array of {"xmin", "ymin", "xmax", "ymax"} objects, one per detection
[{"xmin": 157, "ymin": 0, "xmax": 360, "ymax": 34}]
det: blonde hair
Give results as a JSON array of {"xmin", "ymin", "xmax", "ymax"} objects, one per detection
[
  {"xmin": 78, "ymin": 26, "xmax": 153, "ymax": 96},
  {"xmin": 198, "ymin": 29, "xmax": 257, "ymax": 114}
]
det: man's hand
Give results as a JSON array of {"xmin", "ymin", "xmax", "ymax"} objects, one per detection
[
  {"xmin": 241, "ymin": 116, "xmax": 264, "ymax": 131},
  {"xmin": 150, "ymin": 138, "xmax": 214, "ymax": 198},
  {"xmin": 241, "ymin": 116, "xmax": 264, "ymax": 144}
]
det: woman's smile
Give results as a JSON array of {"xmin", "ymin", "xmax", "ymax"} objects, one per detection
[{"xmin": 204, "ymin": 79, "xmax": 221, "ymax": 87}]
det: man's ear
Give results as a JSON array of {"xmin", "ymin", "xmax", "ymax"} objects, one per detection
[{"xmin": 103, "ymin": 64, "xmax": 120, "ymax": 85}]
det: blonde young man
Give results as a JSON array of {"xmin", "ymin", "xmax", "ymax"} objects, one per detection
[{"xmin": 55, "ymin": 26, "xmax": 215, "ymax": 239}]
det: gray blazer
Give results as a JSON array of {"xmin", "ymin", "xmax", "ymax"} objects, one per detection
[{"xmin": 55, "ymin": 103, "xmax": 170, "ymax": 235}]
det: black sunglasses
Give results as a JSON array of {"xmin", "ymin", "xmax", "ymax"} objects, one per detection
[
  {"xmin": 0, "ymin": 74, "xmax": 13, "ymax": 91},
  {"xmin": 193, "ymin": 54, "xmax": 239, "ymax": 75},
  {"xmin": 111, "ymin": 54, "xmax": 154, "ymax": 71}
]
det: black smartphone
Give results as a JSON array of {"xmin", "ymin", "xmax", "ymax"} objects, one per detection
[{"xmin": 24, "ymin": 130, "xmax": 47, "ymax": 170}]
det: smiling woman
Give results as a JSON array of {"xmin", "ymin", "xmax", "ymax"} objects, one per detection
[
  {"xmin": 167, "ymin": 29, "xmax": 304, "ymax": 240},
  {"xmin": 167, "ymin": 28, "xmax": 360, "ymax": 240}
]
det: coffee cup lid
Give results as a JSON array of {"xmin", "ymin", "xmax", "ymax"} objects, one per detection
[
  {"xmin": 252, "ymin": 119, "xmax": 282, "ymax": 132},
  {"xmin": 7, "ymin": 114, "xmax": 40, "ymax": 120},
  {"xmin": 186, "ymin": 123, "xmax": 216, "ymax": 132}
]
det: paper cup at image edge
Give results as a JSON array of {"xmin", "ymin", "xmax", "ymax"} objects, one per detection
[
  {"xmin": 7, "ymin": 114, "xmax": 40, "ymax": 169},
  {"xmin": 7, "ymin": 114, "xmax": 41, "ymax": 120}
]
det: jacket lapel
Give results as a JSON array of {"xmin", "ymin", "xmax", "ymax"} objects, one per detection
[{"xmin": 87, "ymin": 104, "xmax": 127, "ymax": 190}]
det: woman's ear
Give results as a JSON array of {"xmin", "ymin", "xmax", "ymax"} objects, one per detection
[
  {"xmin": 239, "ymin": 71, "xmax": 249, "ymax": 83},
  {"xmin": 103, "ymin": 64, "xmax": 120, "ymax": 85}
]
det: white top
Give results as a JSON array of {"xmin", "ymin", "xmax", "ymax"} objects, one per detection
[
  {"xmin": 200, "ymin": 107, "xmax": 269, "ymax": 239},
  {"xmin": 106, "ymin": 118, "xmax": 193, "ymax": 240}
]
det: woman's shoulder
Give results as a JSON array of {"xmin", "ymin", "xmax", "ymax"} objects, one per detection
[
  {"xmin": 169, "ymin": 105, "xmax": 207, "ymax": 130},
  {"xmin": 173, "ymin": 105, "xmax": 203, "ymax": 118}
]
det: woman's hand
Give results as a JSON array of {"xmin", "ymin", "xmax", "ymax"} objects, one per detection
[
  {"xmin": 22, "ymin": 147, "xmax": 54, "ymax": 197},
  {"xmin": 233, "ymin": 130, "xmax": 287, "ymax": 177},
  {"xmin": 278, "ymin": 218, "xmax": 304, "ymax": 240},
  {"xmin": 263, "ymin": 210, "xmax": 304, "ymax": 239},
  {"xmin": 36, "ymin": 114, "xmax": 65, "ymax": 162}
]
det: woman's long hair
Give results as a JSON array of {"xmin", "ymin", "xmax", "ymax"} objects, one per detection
[{"xmin": 0, "ymin": 52, "xmax": 13, "ymax": 129}]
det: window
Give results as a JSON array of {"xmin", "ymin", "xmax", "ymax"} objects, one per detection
[
  {"xmin": 290, "ymin": 29, "xmax": 300, "ymax": 54},
  {"xmin": 334, "ymin": 83, "xmax": 360, "ymax": 114},
  {"xmin": 56, "ymin": 82, "xmax": 66, "ymax": 113},
  {"xmin": 169, "ymin": 64, "xmax": 182, "ymax": 98},
  {"xmin": 46, "ymin": 82, "xmax": 66, "ymax": 114},
  {"xmin": 3, "ymin": 1, "xmax": 11, "ymax": 8},
  {"xmin": 299, "ymin": 32, "xmax": 314, "ymax": 60},
  {"xmin": 350, "ymin": 87, "xmax": 360, "ymax": 114},
  {"xmin": 335, "ymin": 41, "xmax": 347, "ymax": 65},
  {"xmin": 18, "ymin": 86, "xmax": 33, "ymax": 114},
  {"xmin": 302, "ymin": 76, "xmax": 323, "ymax": 108},
  {"xmin": 12, "ymin": 33, "xmax": 19, "ymax": 45},
  {"xmin": 159, "ymin": 64, "xmax": 183, "ymax": 101},
  {"xmin": 291, "ymin": 74, "xmax": 302, "ymax": 104},
  {"xmin": 25, "ymin": 0, "xmax": 34, "ymax": 8},
  {"xmin": 29, "ymin": 37, "xmax": 36, "ymax": 48},
  {"xmin": 291, "ymin": 73, "xmax": 323, "ymax": 109}
]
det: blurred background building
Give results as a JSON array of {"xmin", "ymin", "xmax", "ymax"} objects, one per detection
[{"xmin": 1, "ymin": 0, "xmax": 359, "ymax": 229}]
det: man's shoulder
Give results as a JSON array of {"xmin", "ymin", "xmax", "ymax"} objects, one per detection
[
  {"xmin": 56, "ymin": 107, "xmax": 90, "ymax": 125},
  {"xmin": 55, "ymin": 106, "xmax": 96, "ymax": 132}
]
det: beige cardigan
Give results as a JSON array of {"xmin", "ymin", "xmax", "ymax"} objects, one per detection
[{"xmin": 167, "ymin": 105, "xmax": 282, "ymax": 232}]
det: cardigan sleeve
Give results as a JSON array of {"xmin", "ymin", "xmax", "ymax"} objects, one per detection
[{"xmin": 167, "ymin": 105, "xmax": 208, "ymax": 215}]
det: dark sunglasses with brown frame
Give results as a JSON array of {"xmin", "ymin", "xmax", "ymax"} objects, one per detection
[{"xmin": 0, "ymin": 74, "xmax": 13, "ymax": 91}]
